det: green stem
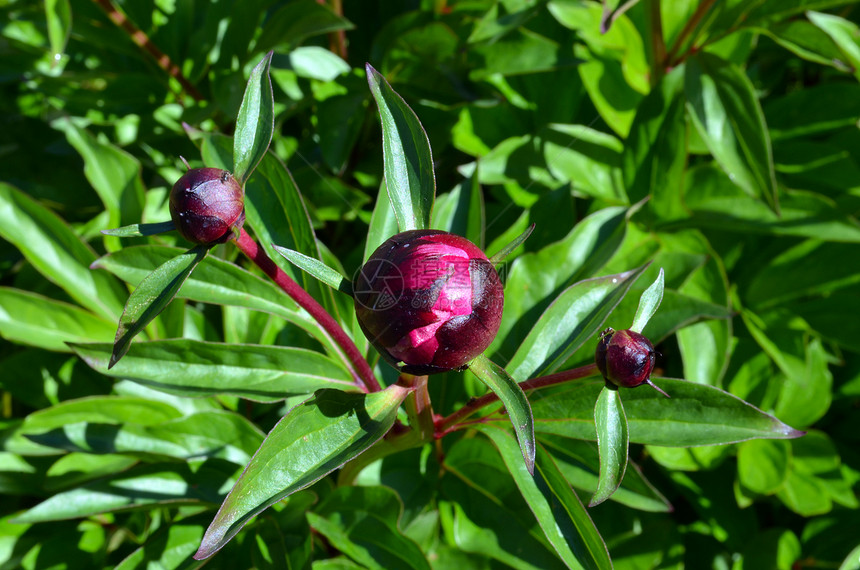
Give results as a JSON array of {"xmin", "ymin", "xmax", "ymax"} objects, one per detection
[
  {"xmin": 234, "ymin": 228, "xmax": 381, "ymax": 393},
  {"xmin": 436, "ymin": 363, "xmax": 599, "ymax": 435}
]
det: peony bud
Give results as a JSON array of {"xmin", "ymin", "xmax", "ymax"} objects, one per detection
[
  {"xmin": 595, "ymin": 328, "xmax": 668, "ymax": 397},
  {"xmin": 354, "ymin": 230, "xmax": 504, "ymax": 375},
  {"xmin": 170, "ymin": 168, "xmax": 245, "ymax": 244}
]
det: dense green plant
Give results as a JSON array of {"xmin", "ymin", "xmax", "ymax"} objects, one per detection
[{"xmin": 2, "ymin": 0, "xmax": 860, "ymax": 568}]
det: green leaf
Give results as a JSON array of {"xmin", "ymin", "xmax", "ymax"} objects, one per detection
[
  {"xmin": 366, "ymin": 64, "xmax": 435, "ymax": 231},
  {"xmin": 233, "ymin": 52, "xmax": 274, "ymax": 185},
  {"xmin": 527, "ymin": 378, "xmax": 804, "ymax": 446},
  {"xmin": 630, "ymin": 268, "xmax": 664, "ymax": 334},
  {"xmin": 255, "ymin": 0, "xmax": 354, "ymax": 52},
  {"xmin": 0, "ymin": 183, "xmax": 126, "ymax": 321},
  {"xmin": 307, "ymin": 486, "xmax": 431, "ymax": 570},
  {"xmin": 487, "ymin": 223, "xmax": 534, "ymax": 265},
  {"xmin": 53, "ymin": 118, "xmax": 146, "ymax": 233},
  {"xmin": 44, "ymin": 0, "xmax": 71, "ymax": 60},
  {"xmin": 13, "ymin": 460, "xmax": 239, "ymax": 523},
  {"xmin": 109, "ymin": 245, "xmax": 208, "ymax": 368},
  {"xmin": 590, "ymin": 386, "xmax": 628, "ymax": 507},
  {"xmin": 492, "ymin": 207, "xmax": 628, "ymax": 360},
  {"xmin": 808, "ymin": 11, "xmax": 860, "ymax": 80},
  {"xmin": 477, "ymin": 425, "xmax": 613, "ymax": 570},
  {"xmin": 622, "ymin": 66, "xmax": 687, "ymax": 218},
  {"xmin": 273, "ymin": 245, "xmax": 352, "ymax": 296},
  {"xmin": 116, "ymin": 514, "xmax": 209, "ymax": 570},
  {"xmin": 101, "ymin": 221, "xmax": 176, "ymax": 237},
  {"xmin": 72, "ymin": 339, "xmax": 354, "ymax": 402},
  {"xmin": 439, "ymin": 437, "xmax": 569, "ymax": 569},
  {"xmin": 467, "ymin": 355, "xmax": 536, "ymax": 475},
  {"xmin": 737, "ymin": 439, "xmax": 790, "ymax": 495},
  {"xmin": 507, "ymin": 265, "xmax": 648, "ymax": 382},
  {"xmin": 0, "ymin": 288, "xmax": 114, "ymax": 351},
  {"xmin": 194, "ymin": 385, "xmax": 411, "ymax": 560},
  {"xmin": 685, "ymin": 53, "xmax": 779, "ymax": 212},
  {"xmin": 539, "ymin": 435, "xmax": 671, "ymax": 512},
  {"xmin": 364, "ymin": 182, "xmax": 399, "ymax": 260}
]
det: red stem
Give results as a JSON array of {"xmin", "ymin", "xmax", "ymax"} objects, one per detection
[
  {"xmin": 234, "ymin": 228, "xmax": 381, "ymax": 393},
  {"xmin": 436, "ymin": 363, "xmax": 599, "ymax": 435}
]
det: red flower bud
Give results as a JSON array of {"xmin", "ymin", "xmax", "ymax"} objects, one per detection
[
  {"xmin": 595, "ymin": 328, "xmax": 668, "ymax": 397},
  {"xmin": 170, "ymin": 168, "xmax": 245, "ymax": 245},
  {"xmin": 354, "ymin": 230, "xmax": 504, "ymax": 375}
]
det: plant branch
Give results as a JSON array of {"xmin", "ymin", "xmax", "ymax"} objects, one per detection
[
  {"xmin": 436, "ymin": 363, "xmax": 599, "ymax": 435},
  {"xmin": 234, "ymin": 228, "xmax": 381, "ymax": 393},
  {"xmin": 91, "ymin": 0, "xmax": 205, "ymax": 102},
  {"xmin": 664, "ymin": 0, "xmax": 718, "ymax": 67},
  {"xmin": 647, "ymin": 0, "xmax": 667, "ymax": 86}
]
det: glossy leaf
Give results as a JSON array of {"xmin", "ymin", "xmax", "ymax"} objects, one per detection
[
  {"xmin": 808, "ymin": 11, "xmax": 860, "ymax": 80},
  {"xmin": 44, "ymin": 0, "xmax": 71, "ymax": 60},
  {"xmin": 590, "ymin": 386, "xmax": 628, "ymax": 507},
  {"xmin": 308, "ymin": 486, "xmax": 430, "ymax": 570},
  {"xmin": 0, "ymin": 183, "xmax": 126, "ymax": 321},
  {"xmin": 109, "ymin": 245, "xmax": 208, "ymax": 368},
  {"xmin": 366, "ymin": 64, "xmax": 435, "ymax": 231},
  {"xmin": 685, "ymin": 53, "xmax": 779, "ymax": 212},
  {"xmin": 233, "ymin": 52, "xmax": 274, "ymax": 184},
  {"xmin": 527, "ymin": 378, "xmax": 804, "ymax": 446},
  {"xmin": 364, "ymin": 182, "xmax": 399, "ymax": 260},
  {"xmin": 101, "ymin": 221, "xmax": 176, "ymax": 237},
  {"xmin": 54, "ymin": 118, "xmax": 146, "ymax": 233},
  {"xmin": 72, "ymin": 339, "xmax": 354, "ymax": 402},
  {"xmin": 492, "ymin": 207, "xmax": 628, "ymax": 360},
  {"xmin": 487, "ymin": 223, "xmax": 534, "ymax": 265},
  {"xmin": 440, "ymin": 437, "xmax": 570, "ymax": 569},
  {"xmin": 13, "ymin": 460, "xmax": 239, "ymax": 523},
  {"xmin": 539, "ymin": 435, "xmax": 671, "ymax": 512},
  {"xmin": 507, "ymin": 265, "xmax": 648, "ymax": 382},
  {"xmin": 477, "ymin": 425, "xmax": 612, "ymax": 570},
  {"xmin": 0, "ymin": 288, "xmax": 114, "ymax": 351},
  {"xmin": 116, "ymin": 514, "xmax": 210, "ymax": 570},
  {"xmin": 274, "ymin": 245, "xmax": 352, "ymax": 296},
  {"xmin": 195, "ymin": 385, "xmax": 410, "ymax": 559},
  {"xmin": 255, "ymin": 0, "xmax": 353, "ymax": 52},
  {"xmin": 468, "ymin": 354, "xmax": 535, "ymax": 475},
  {"xmin": 630, "ymin": 268, "xmax": 664, "ymax": 334}
]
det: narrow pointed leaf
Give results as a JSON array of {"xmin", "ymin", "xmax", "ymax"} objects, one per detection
[
  {"xmin": 0, "ymin": 288, "xmax": 114, "ymax": 351},
  {"xmin": 366, "ymin": 64, "xmax": 435, "ymax": 231},
  {"xmin": 110, "ymin": 246, "xmax": 208, "ymax": 368},
  {"xmin": 528, "ymin": 378, "xmax": 805, "ymax": 446},
  {"xmin": 273, "ymin": 245, "xmax": 352, "ymax": 296},
  {"xmin": 488, "ymin": 223, "xmax": 535, "ymax": 265},
  {"xmin": 477, "ymin": 425, "xmax": 613, "ymax": 570},
  {"xmin": 685, "ymin": 53, "xmax": 779, "ymax": 212},
  {"xmin": 73, "ymin": 339, "xmax": 354, "ymax": 402},
  {"xmin": 364, "ymin": 182, "xmax": 399, "ymax": 260},
  {"xmin": 629, "ymin": 268, "xmax": 664, "ymax": 333},
  {"xmin": 590, "ymin": 386, "xmax": 628, "ymax": 507},
  {"xmin": 194, "ymin": 385, "xmax": 410, "ymax": 560},
  {"xmin": 468, "ymin": 354, "xmax": 535, "ymax": 474},
  {"xmin": 233, "ymin": 52, "xmax": 274, "ymax": 184},
  {"xmin": 45, "ymin": 0, "xmax": 71, "ymax": 60},
  {"xmin": 0, "ymin": 183, "xmax": 126, "ymax": 320},
  {"xmin": 507, "ymin": 265, "xmax": 649, "ymax": 382},
  {"xmin": 101, "ymin": 221, "xmax": 176, "ymax": 237}
]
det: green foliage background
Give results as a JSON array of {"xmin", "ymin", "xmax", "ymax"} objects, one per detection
[{"xmin": 2, "ymin": 0, "xmax": 860, "ymax": 568}]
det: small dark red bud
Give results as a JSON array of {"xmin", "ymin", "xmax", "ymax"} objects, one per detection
[
  {"xmin": 170, "ymin": 168, "xmax": 245, "ymax": 245},
  {"xmin": 354, "ymin": 230, "xmax": 504, "ymax": 375},
  {"xmin": 596, "ymin": 328, "xmax": 667, "ymax": 396}
]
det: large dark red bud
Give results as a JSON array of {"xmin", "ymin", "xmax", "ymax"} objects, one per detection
[
  {"xmin": 170, "ymin": 168, "xmax": 245, "ymax": 245},
  {"xmin": 595, "ymin": 328, "xmax": 668, "ymax": 397},
  {"xmin": 354, "ymin": 230, "xmax": 504, "ymax": 375}
]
